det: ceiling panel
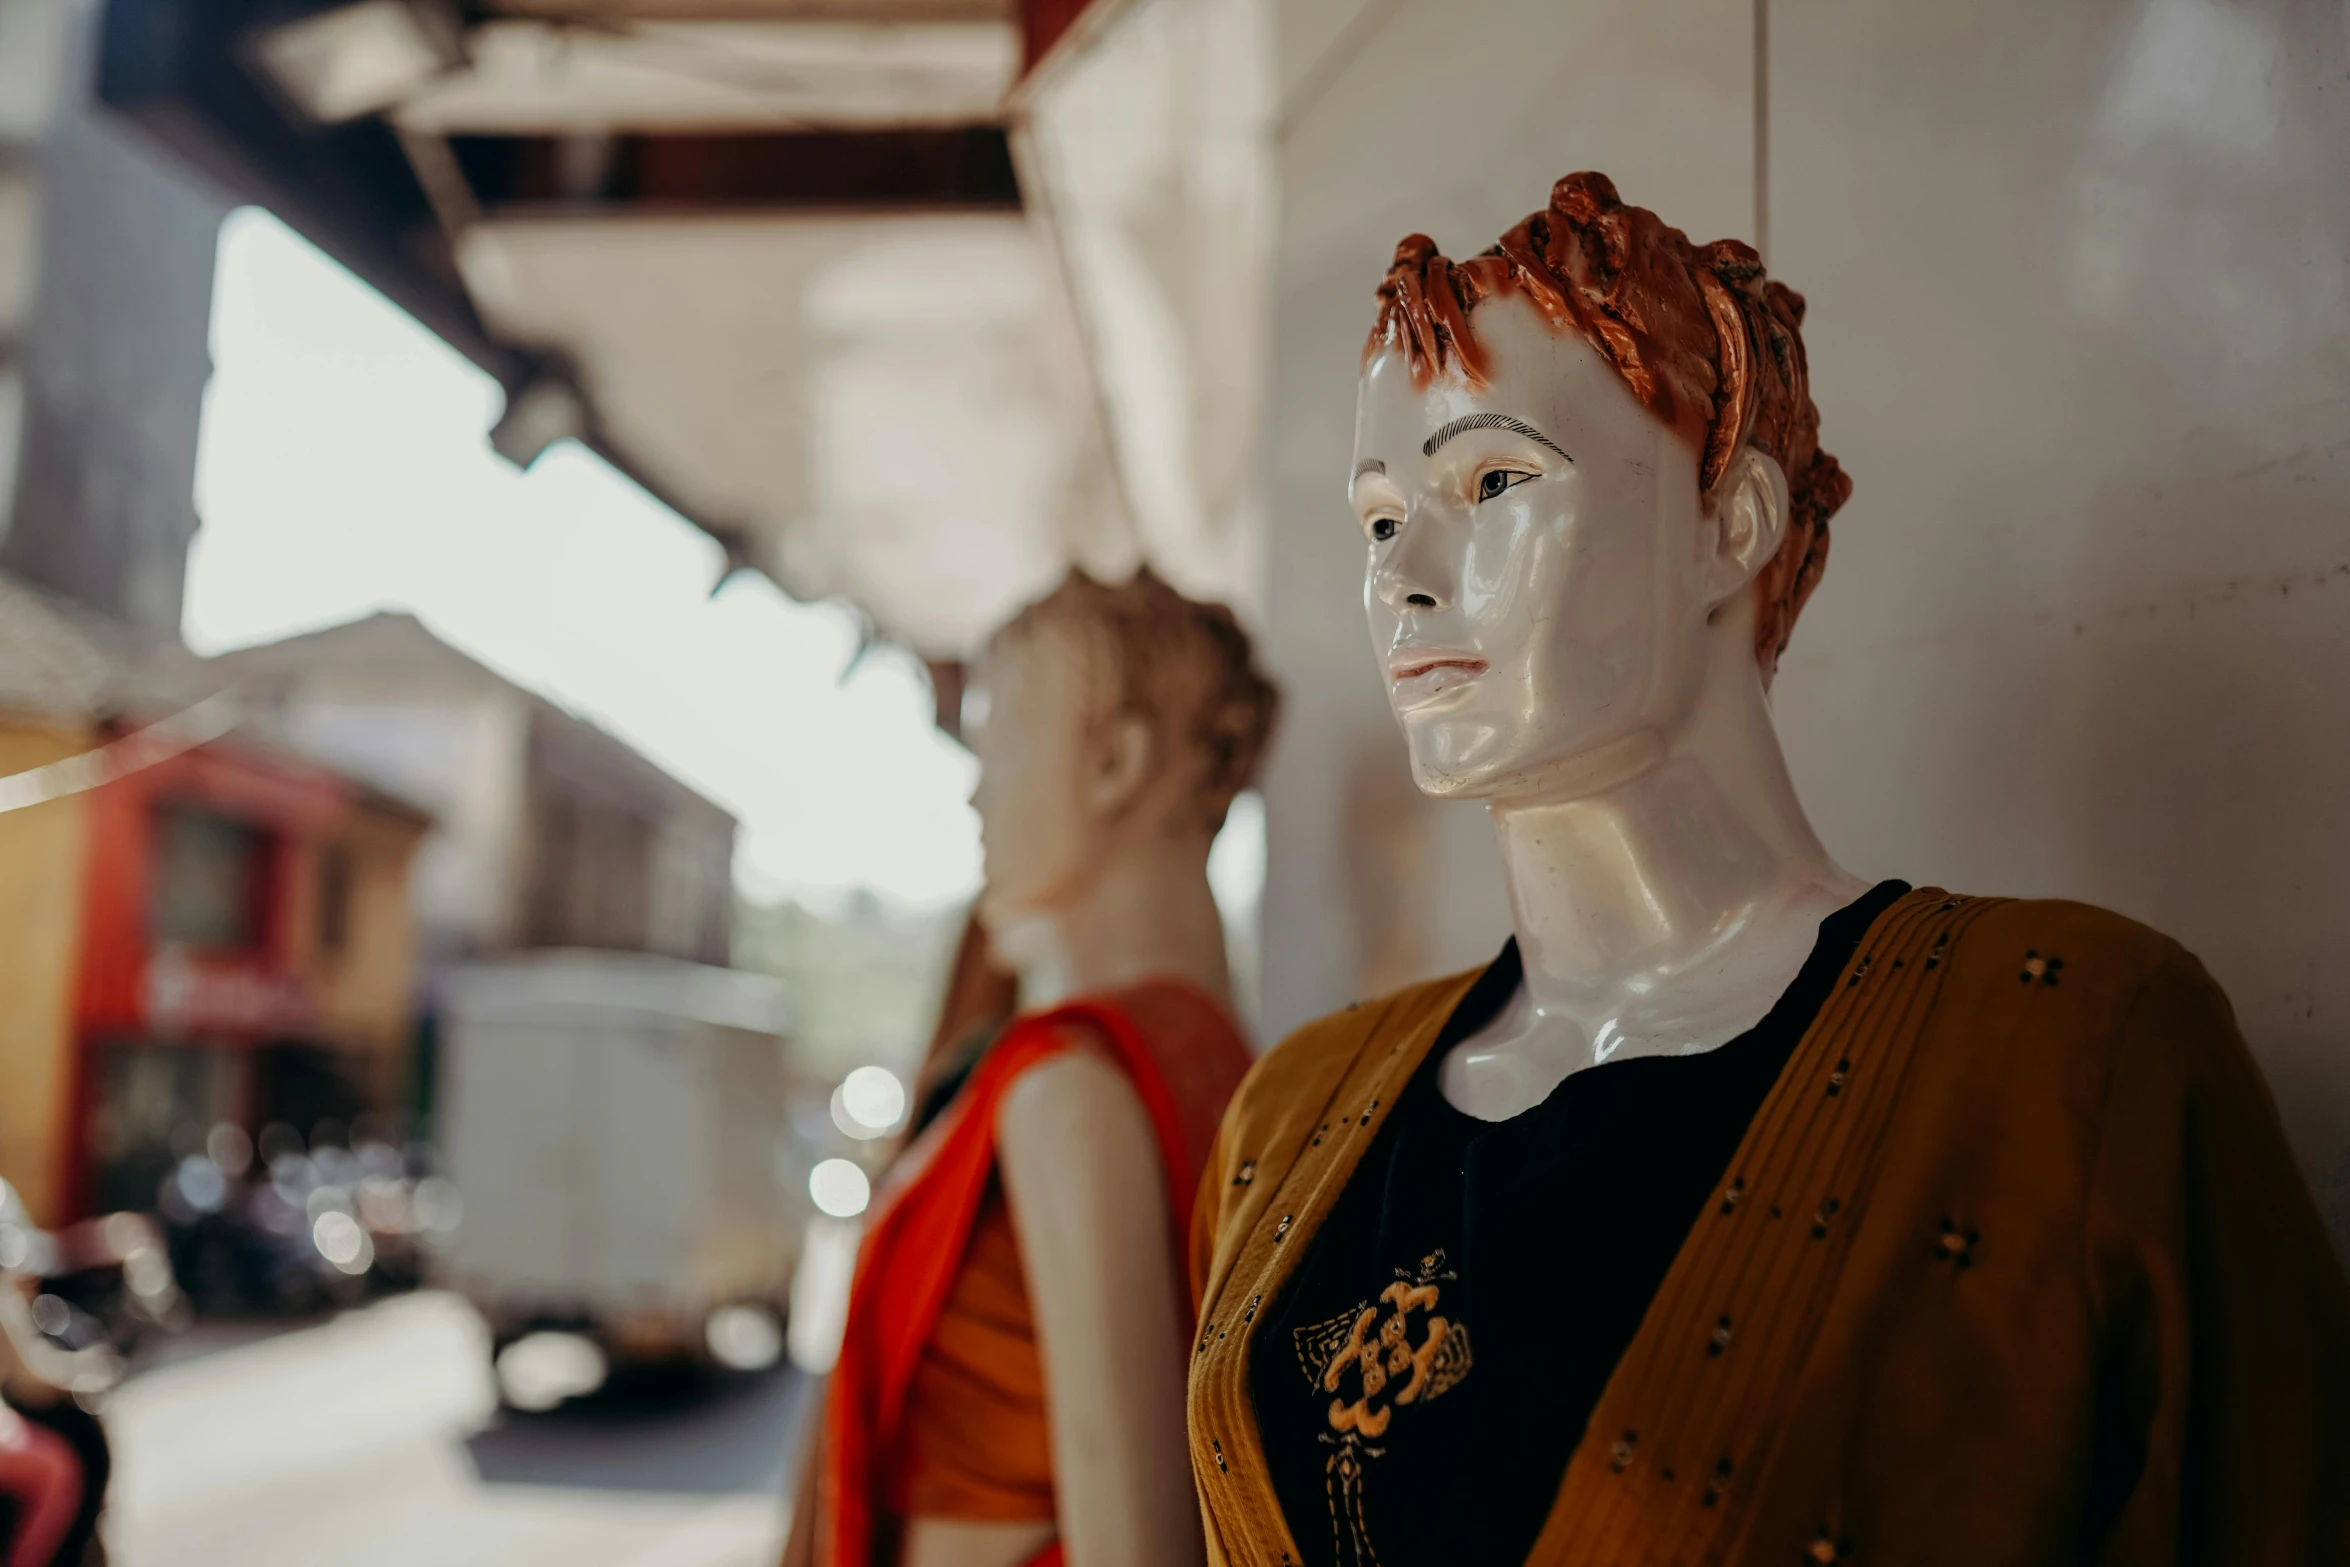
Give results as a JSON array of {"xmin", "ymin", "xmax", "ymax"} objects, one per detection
[
  {"xmin": 484, "ymin": 0, "xmax": 1012, "ymax": 21},
  {"xmin": 458, "ymin": 210, "xmax": 1135, "ymax": 654},
  {"xmin": 393, "ymin": 19, "xmax": 1018, "ymax": 134}
]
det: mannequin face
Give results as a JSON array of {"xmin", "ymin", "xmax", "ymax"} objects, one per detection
[
  {"xmin": 1351, "ymin": 291, "xmax": 1784, "ymax": 801},
  {"xmin": 967, "ymin": 622, "xmax": 1152, "ymax": 934}
]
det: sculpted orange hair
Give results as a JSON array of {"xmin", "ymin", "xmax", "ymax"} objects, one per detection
[{"xmin": 1366, "ymin": 172, "xmax": 1852, "ymax": 672}]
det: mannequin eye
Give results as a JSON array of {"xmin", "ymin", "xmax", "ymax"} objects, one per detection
[
  {"xmin": 1368, "ymin": 516, "xmax": 1399, "ymax": 542},
  {"xmin": 1476, "ymin": 468, "xmax": 1535, "ymax": 503}
]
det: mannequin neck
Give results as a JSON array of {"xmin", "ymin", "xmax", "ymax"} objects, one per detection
[
  {"xmin": 1487, "ymin": 638, "xmax": 1863, "ymax": 1028},
  {"xmin": 1004, "ymin": 827, "xmax": 1233, "ymax": 1011}
]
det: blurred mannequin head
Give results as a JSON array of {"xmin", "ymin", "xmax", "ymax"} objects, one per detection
[
  {"xmin": 1350, "ymin": 172, "xmax": 1850, "ymax": 803},
  {"xmin": 968, "ymin": 569, "xmax": 1277, "ymax": 943}
]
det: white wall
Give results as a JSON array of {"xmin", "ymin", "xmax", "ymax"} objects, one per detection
[
  {"xmin": 1766, "ymin": 0, "xmax": 2350, "ymax": 1244},
  {"xmin": 1255, "ymin": 0, "xmax": 2350, "ymax": 1251},
  {"xmin": 1016, "ymin": 0, "xmax": 1277, "ymax": 621},
  {"xmin": 279, "ymin": 690, "xmax": 531, "ymax": 958}
]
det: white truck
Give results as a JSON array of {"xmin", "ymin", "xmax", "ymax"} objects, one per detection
[{"xmin": 437, "ymin": 950, "xmax": 810, "ymax": 1394}]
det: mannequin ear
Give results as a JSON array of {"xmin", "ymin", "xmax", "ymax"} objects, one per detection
[
  {"xmin": 1085, "ymin": 710, "xmax": 1157, "ymax": 818},
  {"xmin": 1703, "ymin": 446, "xmax": 1791, "ymax": 612}
]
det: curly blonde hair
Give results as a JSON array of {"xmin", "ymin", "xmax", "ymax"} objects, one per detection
[{"xmin": 994, "ymin": 567, "xmax": 1279, "ymax": 834}]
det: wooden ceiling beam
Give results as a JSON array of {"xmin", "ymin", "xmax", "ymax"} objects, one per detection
[{"xmin": 446, "ymin": 125, "xmax": 1019, "ymax": 213}]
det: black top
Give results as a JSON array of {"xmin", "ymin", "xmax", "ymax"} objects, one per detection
[{"xmin": 1250, "ymin": 882, "xmax": 1909, "ymax": 1567}]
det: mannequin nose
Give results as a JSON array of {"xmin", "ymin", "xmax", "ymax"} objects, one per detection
[{"xmin": 1371, "ymin": 521, "xmax": 1452, "ymax": 615}]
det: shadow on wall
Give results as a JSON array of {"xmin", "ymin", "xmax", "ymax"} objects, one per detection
[
  {"xmin": 2057, "ymin": 468, "xmax": 2350, "ymax": 1253},
  {"xmin": 2019, "ymin": 0, "xmax": 2349, "ymax": 1255},
  {"xmin": 1900, "ymin": 468, "xmax": 2350, "ymax": 1254},
  {"xmin": 1764, "ymin": 0, "xmax": 2350, "ymax": 1261}
]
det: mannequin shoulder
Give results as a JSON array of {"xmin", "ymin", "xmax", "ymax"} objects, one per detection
[
  {"xmin": 996, "ymin": 1034, "xmax": 1150, "ymax": 1135},
  {"xmin": 1939, "ymin": 893, "xmax": 2206, "ymax": 998},
  {"xmin": 1919, "ymin": 896, "xmax": 2318, "ymax": 1241},
  {"xmin": 995, "ymin": 1047, "xmax": 1170, "ymax": 1203},
  {"xmin": 1923, "ymin": 892, "xmax": 2246, "ymax": 1092}
]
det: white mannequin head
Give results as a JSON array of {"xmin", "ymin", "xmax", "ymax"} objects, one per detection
[
  {"xmin": 1349, "ymin": 174, "xmax": 1848, "ymax": 805},
  {"xmin": 1355, "ymin": 294, "xmax": 1796, "ymax": 800},
  {"xmin": 967, "ymin": 569, "xmax": 1277, "ymax": 959}
]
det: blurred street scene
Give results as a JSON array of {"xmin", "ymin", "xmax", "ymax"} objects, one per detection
[
  {"xmin": 105, "ymin": 1291, "xmax": 806, "ymax": 1567},
  {"xmin": 2, "ymin": 0, "xmax": 2348, "ymax": 1560}
]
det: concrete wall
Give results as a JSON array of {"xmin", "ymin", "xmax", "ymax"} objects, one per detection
[
  {"xmin": 1765, "ymin": 0, "xmax": 2350, "ymax": 1246},
  {"xmin": 309, "ymin": 802, "xmax": 429, "ymax": 1062},
  {"xmin": 1256, "ymin": 0, "xmax": 2350, "ymax": 1251},
  {"xmin": 274, "ymin": 688, "xmax": 533, "ymax": 961},
  {"xmin": 524, "ymin": 702, "xmax": 738, "ymax": 966},
  {"xmin": 219, "ymin": 612, "xmax": 737, "ymax": 968},
  {"xmin": 0, "ymin": 0, "xmax": 226, "ymax": 638},
  {"xmin": 0, "ymin": 719, "xmax": 91, "ymax": 1225}
]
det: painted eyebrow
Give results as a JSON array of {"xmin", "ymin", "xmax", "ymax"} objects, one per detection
[{"xmin": 1422, "ymin": 413, "xmax": 1573, "ymax": 463}]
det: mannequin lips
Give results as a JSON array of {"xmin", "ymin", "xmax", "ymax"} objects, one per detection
[{"xmin": 1388, "ymin": 651, "xmax": 1488, "ymax": 707}]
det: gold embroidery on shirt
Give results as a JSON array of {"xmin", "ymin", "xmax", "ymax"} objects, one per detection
[{"xmin": 1292, "ymin": 1251, "xmax": 1472, "ymax": 1566}]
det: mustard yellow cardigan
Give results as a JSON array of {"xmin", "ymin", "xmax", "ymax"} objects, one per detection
[{"xmin": 1187, "ymin": 891, "xmax": 2350, "ymax": 1565}]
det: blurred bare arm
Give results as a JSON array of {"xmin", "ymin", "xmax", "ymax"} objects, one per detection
[{"xmin": 998, "ymin": 1047, "xmax": 1204, "ymax": 1567}]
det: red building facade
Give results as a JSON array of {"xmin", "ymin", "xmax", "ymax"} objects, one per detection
[{"xmin": 62, "ymin": 733, "xmax": 425, "ymax": 1219}]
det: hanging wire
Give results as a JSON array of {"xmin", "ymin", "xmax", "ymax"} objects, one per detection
[{"xmin": 0, "ymin": 693, "xmax": 242, "ymax": 816}]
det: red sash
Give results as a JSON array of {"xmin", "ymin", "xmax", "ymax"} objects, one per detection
[{"xmin": 816, "ymin": 982, "xmax": 1249, "ymax": 1567}]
